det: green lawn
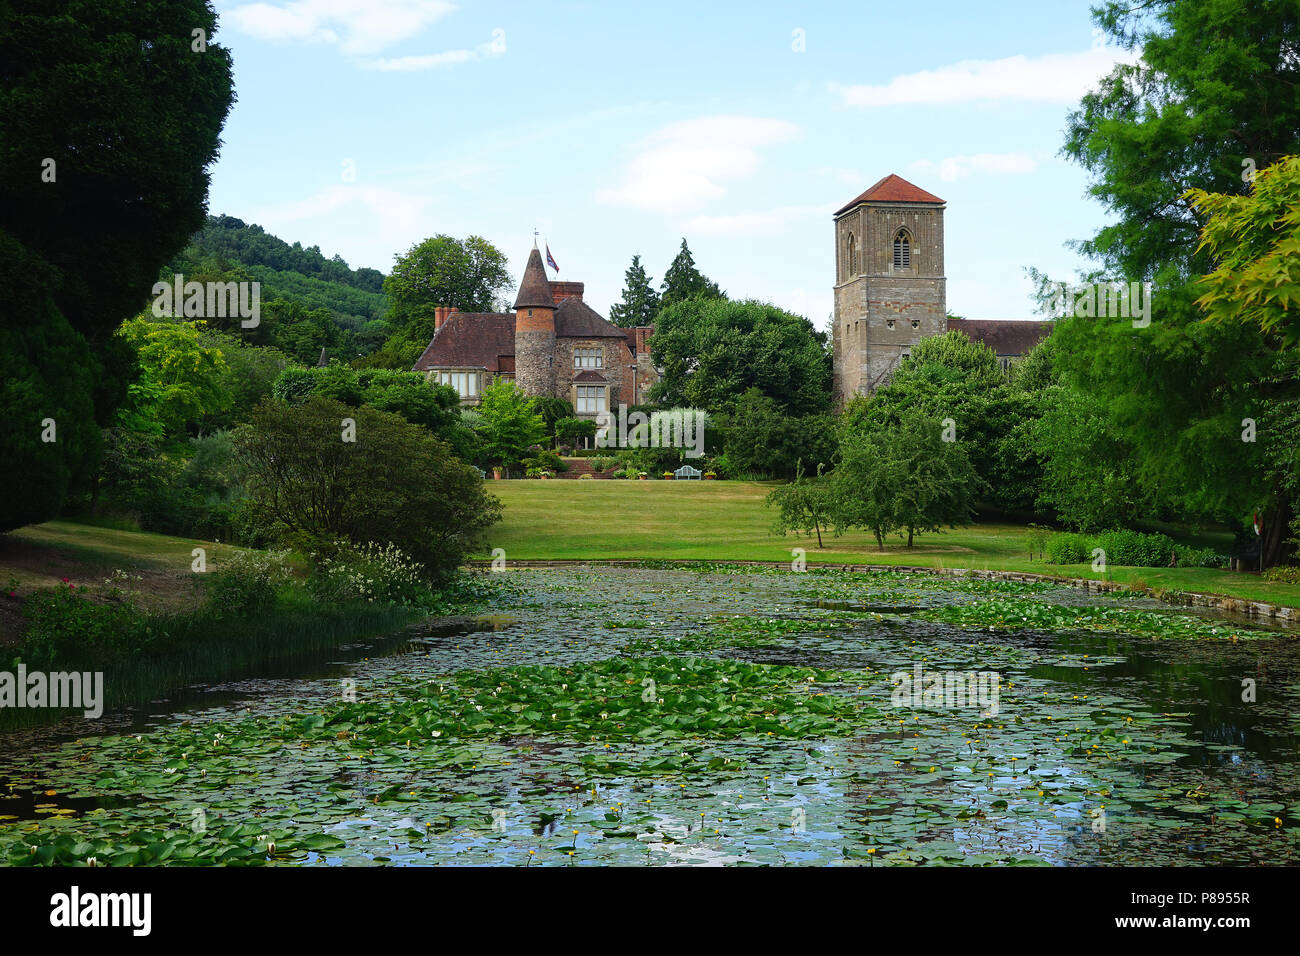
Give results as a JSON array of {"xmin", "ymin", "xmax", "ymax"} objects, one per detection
[{"xmin": 481, "ymin": 480, "xmax": 1300, "ymax": 608}]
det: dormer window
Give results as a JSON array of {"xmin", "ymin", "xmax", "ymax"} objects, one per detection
[{"xmin": 893, "ymin": 230, "xmax": 911, "ymax": 270}]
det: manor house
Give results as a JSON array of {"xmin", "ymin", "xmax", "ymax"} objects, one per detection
[
  {"xmin": 413, "ymin": 246, "xmax": 657, "ymax": 418},
  {"xmin": 832, "ymin": 174, "xmax": 1051, "ymax": 404}
]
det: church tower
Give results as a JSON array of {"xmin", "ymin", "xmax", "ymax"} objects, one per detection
[
  {"xmin": 832, "ymin": 174, "xmax": 946, "ymax": 404},
  {"xmin": 513, "ymin": 245, "xmax": 556, "ymax": 398}
]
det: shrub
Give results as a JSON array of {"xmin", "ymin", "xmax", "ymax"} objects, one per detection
[
  {"xmin": 1178, "ymin": 546, "xmax": 1226, "ymax": 569},
  {"xmin": 206, "ymin": 548, "xmax": 292, "ymax": 619},
  {"xmin": 1046, "ymin": 533, "xmax": 1092, "ymax": 564},
  {"xmin": 1263, "ymin": 565, "xmax": 1300, "ymax": 583},
  {"xmin": 1095, "ymin": 530, "xmax": 1176, "ymax": 567},
  {"xmin": 308, "ymin": 541, "xmax": 434, "ymax": 608},
  {"xmin": 591, "ymin": 455, "xmax": 618, "ymax": 473},
  {"xmin": 235, "ymin": 396, "xmax": 501, "ymax": 582},
  {"xmin": 17, "ymin": 582, "xmax": 153, "ymax": 669}
]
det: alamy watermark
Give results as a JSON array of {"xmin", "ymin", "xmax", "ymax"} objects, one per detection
[
  {"xmin": 1042, "ymin": 280, "xmax": 1152, "ymax": 327},
  {"xmin": 0, "ymin": 665, "xmax": 103, "ymax": 718},
  {"xmin": 595, "ymin": 405, "xmax": 706, "ymax": 459},
  {"xmin": 891, "ymin": 664, "xmax": 1000, "ymax": 717},
  {"xmin": 151, "ymin": 274, "xmax": 260, "ymax": 328}
]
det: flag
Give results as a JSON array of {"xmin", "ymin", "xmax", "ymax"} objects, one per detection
[{"xmin": 546, "ymin": 245, "xmax": 558, "ymax": 273}]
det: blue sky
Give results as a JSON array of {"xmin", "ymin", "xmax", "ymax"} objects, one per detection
[{"xmin": 207, "ymin": 0, "xmax": 1135, "ymax": 327}]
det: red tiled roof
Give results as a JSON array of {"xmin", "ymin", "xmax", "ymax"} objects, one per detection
[
  {"xmin": 412, "ymin": 312, "xmax": 516, "ymax": 372},
  {"xmin": 835, "ymin": 174, "xmax": 945, "ymax": 215},
  {"xmin": 555, "ymin": 297, "xmax": 628, "ymax": 338},
  {"xmin": 948, "ymin": 318, "xmax": 1053, "ymax": 356}
]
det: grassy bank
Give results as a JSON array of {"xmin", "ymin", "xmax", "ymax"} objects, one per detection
[
  {"xmin": 479, "ymin": 480, "xmax": 1300, "ymax": 608},
  {"xmin": 0, "ymin": 522, "xmax": 429, "ymax": 728}
]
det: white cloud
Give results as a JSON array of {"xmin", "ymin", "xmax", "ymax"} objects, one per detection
[
  {"xmin": 363, "ymin": 30, "xmax": 504, "ymax": 71},
  {"xmin": 225, "ymin": 0, "xmax": 458, "ymax": 56},
  {"xmin": 829, "ymin": 46, "xmax": 1141, "ymax": 107},
  {"xmin": 598, "ymin": 116, "xmax": 799, "ymax": 214},
  {"xmin": 911, "ymin": 153, "xmax": 1038, "ymax": 182},
  {"xmin": 251, "ymin": 184, "xmax": 431, "ymax": 247},
  {"xmin": 685, "ymin": 204, "xmax": 831, "ymax": 236}
]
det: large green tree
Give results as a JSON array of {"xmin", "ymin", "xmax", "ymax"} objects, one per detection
[
  {"xmin": 0, "ymin": 0, "xmax": 235, "ymax": 530},
  {"xmin": 608, "ymin": 254, "xmax": 661, "ymax": 326},
  {"xmin": 1046, "ymin": 0, "xmax": 1300, "ymax": 564},
  {"xmin": 364, "ymin": 235, "xmax": 512, "ymax": 369},
  {"xmin": 852, "ymin": 330, "xmax": 1044, "ymax": 514},
  {"xmin": 649, "ymin": 298, "xmax": 832, "ymax": 415},
  {"xmin": 659, "ymin": 239, "xmax": 724, "ymax": 308}
]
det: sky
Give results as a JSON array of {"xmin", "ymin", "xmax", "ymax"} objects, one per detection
[{"xmin": 206, "ymin": 0, "xmax": 1136, "ymax": 328}]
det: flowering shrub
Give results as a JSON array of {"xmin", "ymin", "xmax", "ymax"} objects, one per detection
[
  {"xmin": 309, "ymin": 541, "xmax": 433, "ymax": 608},
  {"xmin": 207, "ymin": 549, "xmax": 291, "ymax": 618}
]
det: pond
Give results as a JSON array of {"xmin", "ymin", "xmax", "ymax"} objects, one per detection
[{"xmin": 2, "ymin": 566, "xmax": 1298, "ymax": 866}]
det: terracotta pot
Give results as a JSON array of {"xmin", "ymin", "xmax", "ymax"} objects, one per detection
[{"xmin": 492, "ymin": 468, "xmax": 503, "ymax": 480}]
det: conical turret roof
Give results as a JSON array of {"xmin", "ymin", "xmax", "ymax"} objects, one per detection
[{"xmin": 513, "ymin": 246, "xmax": 554, "ymax": 310}]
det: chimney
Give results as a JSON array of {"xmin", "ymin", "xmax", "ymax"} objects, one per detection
[
  {"xmin": 550, "ymin": 281, "xmax": 584, "ymax": 305},
  {"xmin": 434, "ymin": 305, "xmax": 458, "ymax": 331}
]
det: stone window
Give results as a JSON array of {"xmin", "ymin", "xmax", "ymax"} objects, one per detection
[
  {"xmin": 886, "ymin": 319, "xmax": 895, "ymax": 330},
  {"xmin": 576, "ymin": 385, "xmax": 607, "ymax": 414},
  {"xmin": 893, "ymin": 230, "xmax": 911, "ymax": 270},
  {"xmin": 574, "ymin": 347, "xmax": 602, "ymax": 369},
  {"xmin": 435, "ymin": 369, "xmax": 479, "ymax": 399},
  {"xmin": 847, "ymin": 233, "xmax": 857, "ymax": 277},
  {"xmin": 910, "ymin": 318, "xmax": 920, "ymax": 329}
]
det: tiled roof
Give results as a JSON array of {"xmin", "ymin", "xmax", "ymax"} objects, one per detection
[
  {"xmin": 555, "ymin": 297, "xmax": 628, "ymax": 338},
  {"xmin": 411, "ymin": 312, "xmax": 516, "ymax": 372},
  {"xmin": 948, "ymin": 318, "xmax": 1053, "ymax": 356},
  {"xmin": 513, "ymin": 247, "xmax": 553, "ymax": 310},
  {"xmin": 835, "ymin": 174, "xmax": 945, "ymax": 215},
  {"xmin": 572, "ymin": 370, "xmax": 608, "ymax": 383}
]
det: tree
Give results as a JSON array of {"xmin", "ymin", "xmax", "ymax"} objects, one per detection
[
  {"xmin": 659, "ymin": 239, "xmax": 724, "ymax": 308},
  {"xmin": 1047, "ymin": 0, "xmax": 1300, "ymax": 565},
  {"xmin": 721, "ymin": 389, "xmax": 836, "ymax": 479},
  {"xmin": 767, "ymin": 460, "xmax": 833, "ymax": 548},
  {"xmin": 385, "ymin": 235, "xmax": 514, "ymax": 324},
  {"xmin": 269, "ymin": 363, "xmax": 474, "ymax": 458},
  {"xmin": 0, "ymin": 0, "xmax": 235, "ymax": 530},
  {"xmin": 234, "ymin": 396, "xmax": 500, "ymax": 581},
  {"xmin": 363, "ymin": 235, "xmax": 513, "ymax": 369},
  {"xmin": 609, "ymin": 254, "xmax": 661, "ymax": 326},
  {"xmin": 1187, "ymin": 156, "xmax": 1300, "ymax": 558},
  {"xmin": 474, "ymin": 377, "xmax": 547, "ymax": 474},
  {"xmin": 852, "ymin": 330, "xmax": 1044, "ymax": 514},
  {"xmin": 834, "ymin": 411, "xmax": 983, "ymax": 549},
  {"xmin": 113, "ymin": 318, "xmax": 231, "ymax": 437},
  {"xmin": 649, "ymin": 298, "xmax": 832, "ymax": 414},
  {"xmin": 1188, "ymin": 156, "xmax": 1300, "ymax": 346}
]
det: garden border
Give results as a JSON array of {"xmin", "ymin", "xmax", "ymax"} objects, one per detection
[{"xmin": 465, "ymin": 558, "xmax": 1300, "ymax": 627}]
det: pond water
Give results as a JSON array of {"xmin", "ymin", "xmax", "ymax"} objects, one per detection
[{"xmin": 2, "ymin": 566, "xmax": 1298, "ymax": 866}]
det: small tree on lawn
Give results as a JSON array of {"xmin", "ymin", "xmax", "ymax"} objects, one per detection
[
  {"xmin": 475, "ymin": 377, "xmax": 546, "ymax": 475},
  {"xmin": 767, "ymin": 460, "xmax": 833, "ymax": 547},
  {"xmin": 888, "ymin": 410, "xmax": 984, "ymax": 547},
  {"xmin": 831, "ymin": 426, "xmax": 901, "ymax": 551}
]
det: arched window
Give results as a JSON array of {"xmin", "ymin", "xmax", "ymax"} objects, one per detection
[
  {"xmin": 892, "ymin": 230, "xmax": 911, "ymax": 270},
  {"xmin": 847, "ymin": 233, "xmax": 857, "ymax": 276}
]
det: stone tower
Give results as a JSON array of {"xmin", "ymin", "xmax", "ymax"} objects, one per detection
[
  {"xmin": 832, "ymin": 174, "xmax": 946, "ymax": 404},
  {"xmin": 513, "ymin": 245, "xmax": 556, "ymax": 398}
]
